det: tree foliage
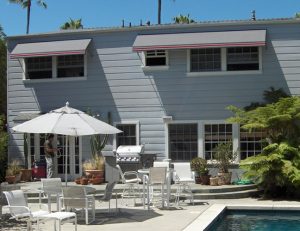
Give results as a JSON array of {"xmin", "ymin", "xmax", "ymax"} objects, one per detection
[
  {"xmin": 60, "ymin": 18, "xmax": 83, "ymax": 30},
  {"xmin": 228, "ymin": 97, "xmax": 300, "ymax": 198},
  {"xmin": 0, "ymin": 115, "xmax": 8, "ymax": 182},
  {"xmin": 0, "ymin": 24, "xmax": 6, "ymax": 116},
  {"xmin": 173, "ymin": 14, "xmax": 195, "ymax": 24}
]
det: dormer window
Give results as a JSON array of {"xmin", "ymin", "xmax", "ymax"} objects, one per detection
[{"xmin": 145, "ymin": 50, "xmax": 167, "ymax": 66}]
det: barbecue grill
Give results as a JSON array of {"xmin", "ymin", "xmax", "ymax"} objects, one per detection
[{"xmin": 116, "ymin": 145, "xmax": 156, "ymax": 172}]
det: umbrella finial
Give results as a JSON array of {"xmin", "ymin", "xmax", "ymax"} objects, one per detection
[{"xmin": 66, "ymin": 102, "xmax": 69, "ymax": 107}]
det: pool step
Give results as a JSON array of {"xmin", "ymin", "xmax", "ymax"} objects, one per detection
[{"xmin": 193, "ymin": 189, "xmax": 260, "ymax": 200}]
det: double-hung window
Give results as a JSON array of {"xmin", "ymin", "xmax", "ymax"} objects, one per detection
[{"xmin": 145, "ymin": 50, "xmax": 167, "ymax": 66}]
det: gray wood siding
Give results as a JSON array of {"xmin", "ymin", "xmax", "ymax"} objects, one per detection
[{"xmin": 7, "ymin": 21, "xmax": 300, "ymax": 163}]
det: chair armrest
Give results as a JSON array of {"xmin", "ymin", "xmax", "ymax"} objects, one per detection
[
  {"xmin": 191, "ymin": 171, "xmax": 195, "ymax": 182},
  {"xmin": 172, "ymin": 171, "xmax": 180, "ymax": 183}
]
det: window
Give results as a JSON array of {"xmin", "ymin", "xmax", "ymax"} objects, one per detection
[
  {"xmin": 26, "ymin": 57, "xmax": 52, "ymax": 79},
  {"xmin": 116, "ymin": 124, "xmax": 137, "ymax": 147},
  {"xmin": 204, "ymin": 124, "xmax": 232, "ymax": 160},
  {"xmin": 145, "ymin": 50, "xmax": 167, "ymax": 66},
  {"xmin": 240, "ymin": 128, "xmax": 267, "ymax": 160},
  {"xmin": 227, "ymin": 47, "xmax": 259, "ymax": 71},
  {"xmin": 190, "ymin": 48, "xmax": 221, "ymax": 72},
  {"xmin": 57, "ymin": 55, "xmax": 84, "ymax": 78},
  {"xmin": 169, "ymin": 124, "xmax": 198, "ymax": 161},
  {"xmin": 24, "ymin": 54, "xmax": 86, "ymax": 80}
]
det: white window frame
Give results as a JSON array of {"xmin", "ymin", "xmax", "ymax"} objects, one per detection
[
  {"xmin": 187, "ymin": 47, "xmax": 263, "ymax": 77},
  {"xmin": 22, "ymin": 54, "xmax": 88, "ymax": 82},
  {"xmin": 113, "ymin": 120, "xmax": 140, "ymax": 150},
  {"xmin": 164, "ymin": 119, "xmax": 240, "ymax": 162},
  {"xmin": 141, "ymin": 50, "xmax": 169, "ymax": 71}
]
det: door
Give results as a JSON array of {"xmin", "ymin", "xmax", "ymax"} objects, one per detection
[{"xmin": 55, "ymin": 135, "xmax": 82, "ymax": 180}]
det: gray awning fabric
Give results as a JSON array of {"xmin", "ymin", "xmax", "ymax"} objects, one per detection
[
  {"xmin": 10, "ymin": 39, "xmax": 92, "ymax": 58},
  {"xmin": 133, "ymin": 30, "xmax": 266, "ymax": 51},
  {"xmin": 13, "ymin": 112, "xmax": 41, "ymax": 123}
]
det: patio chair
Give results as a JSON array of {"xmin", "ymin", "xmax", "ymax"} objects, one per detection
[
  {"xmin": 3, "ymin": 190, "xmax": 77, "ymax": 231},
  {"xmin": 98, "ymin": 181, "xmax": 119, "ymax": 213},
  {"xmin": 60, "ymin": 186, "xmax": 95, "ymax": 224},
  {"xmin": 0, "ymin": 182, "xmax": 21, "ymax": 219},
  {"xmin": 41, "ymin": 178, "xmax": 63, "ymax": 212},
  {"xmin": 116, "ymin": 165, "xmax": 141, "ymax": 205},
  {"xmin": 147, "ymin": 167, "xmax": 167, "ymax": 208},
  {"xmin": 173, "ymin": 163, "xmax": 195, "ymax": 206}
]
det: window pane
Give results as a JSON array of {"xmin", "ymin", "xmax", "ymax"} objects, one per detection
[
  {"xmin": 204, "ymin": 124, "xmax": 233, "ymax": 160},
  {"xmin": 116, "ymin": 124, "xmax": 137, "ymax": 146},
  {"xmin": 227, "ymin": 46, "xmax": 259, "ymax": 71},
  {"xmin": 26, "ymin": 57, "xmax": 52, "ymax": 79},
  {"xmin": 240, "ymin": 127, "xmax": 267, "ymax": 160},
  {"xmin": 169, "ymin": 124, "xmax": 198, "ymax": 162},
  {"xmin": 190, "ymin": 48, "xmax": 221, "ymax": 72},
  {"xmin": 57, "ymin": 55, "xmax": 84, "ymax": 78},
  {"xmin": 146, "ymin": 50, "xmax": 167, "ymax": 66}
]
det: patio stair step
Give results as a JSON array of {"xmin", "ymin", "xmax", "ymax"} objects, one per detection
[{"xmin": 192, "ymin": 188, "xmax": 260, "ymax": 200}]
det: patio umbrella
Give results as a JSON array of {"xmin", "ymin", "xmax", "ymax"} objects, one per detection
[{"xmin": 12, "ymin": 102, "xmax": 122, "ymax": 185}]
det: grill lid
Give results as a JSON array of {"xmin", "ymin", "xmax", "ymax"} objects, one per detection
[{"xmin": 116, "ymin": 145, "xmax": 144, "ymax": 155}]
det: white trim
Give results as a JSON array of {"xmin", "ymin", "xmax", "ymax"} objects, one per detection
[
  {"xmin": 142, "ymin": 65, "xmax": 170, "ymax": 71},
  {"xmin": 113, "ymin": 120, "xmax": 140, "ymax": 150},
  {"xmin": 221, "ymin": 47, "xmax": 227, "ymax": 71},
  {"xmin": 186, "ymin": 70, "xmax": 262, "ymax": 77},
  {"xmin": 52, "ymin": 56, "xmax": 57, "ymax": 79},
  {"xmin": 187, "ymin": 49, "xmax": 191, "ymax": 72},
  {"xmin": 142, "ymin": 49, "xmax": 169, "ymax": 69},
  {"xmin": 198, "ymin": 122, "xmax": 204, "ymax": 158},
  {"xmin": 232, "ymin": 123, "xmax": 240, "ymax": 162},
  {"xmin": 23, "ymin": 76, "xmax": 87, "ymax": 83}
]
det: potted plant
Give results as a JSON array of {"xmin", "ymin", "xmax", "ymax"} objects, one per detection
[
  {"xmin": 191, "ymin": 157, "xmax": 210, "ymax": 185},
  {"xmin": 83, "ymin": 154, "xmax": 105, "ymax": 184},
  {"xmin": 6, "ymin": 160, "xmax": 22, "ymax": 184},
  {"xmin": 213, "ymin": 142, "xmax": 237, "ymax": 185}
]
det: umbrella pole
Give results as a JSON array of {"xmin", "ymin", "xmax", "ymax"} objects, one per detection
[{"xmin": 65, "ymin": 135, "xmax": 68, "ymax": 186}]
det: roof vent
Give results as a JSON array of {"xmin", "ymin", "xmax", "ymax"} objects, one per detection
[{"xmin": 251, "ymin": 10, "xmax": 256, "ymax": 21}]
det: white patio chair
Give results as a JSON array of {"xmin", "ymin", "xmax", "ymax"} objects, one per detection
[
  {"xmin": 3, "ymin": 190, "xmax": 77, "ymax": 231},
  {"xmin": 147, "ymin": 167, "xmax": 167, "ymax": 208},
  {"xmin": 116, "ymin": 165, "xmax": 141, "ymax": 205},
  {"xmin": 98, "ymin": 181, "xmax": 119, "ymax": 213},
  {"xmin": 173, "ymin": 163, "xmax": 195, "ymax": 206},
  {"xmin": 60, "ymin": 186, "xmax": 95, "ymax": 224},
  {"xmin": 41, "ymin": 178, "xmax": 62, "ymax": 212},
  {"xmin": 0, "ymin": 182, "xmax": 21, "ymax": 218}
]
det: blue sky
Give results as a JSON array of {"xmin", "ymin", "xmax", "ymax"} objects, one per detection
[{"xmin": 0, "ymin": 0, "xmax": 299, "ymax": 36}]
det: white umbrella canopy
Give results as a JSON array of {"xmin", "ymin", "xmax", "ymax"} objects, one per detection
[
  {"xmin": 12, "ymin": 102, "xmax": 122, "ymax": 185},
  {"xmin": 13, "ymin": 102, "xmax": 122, "ymax": 135}
]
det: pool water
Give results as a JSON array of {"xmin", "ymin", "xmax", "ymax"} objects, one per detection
[{"xmin": 208, "ymin": 210, "xmax": 300, "ymax": 231}]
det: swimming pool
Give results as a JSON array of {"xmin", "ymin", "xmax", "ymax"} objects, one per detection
[{"xmin": 207, "ymin": 210, "xmax": 300, "ymax": 231}]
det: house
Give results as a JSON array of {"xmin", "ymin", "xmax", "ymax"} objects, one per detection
[{"xmin": 6, "ymin": 18, "xmax": 300, "ymax": 179}]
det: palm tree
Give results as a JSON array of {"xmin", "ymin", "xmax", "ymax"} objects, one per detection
[
  {"xmin": 8, "ymin": 0, "xmax": 47, "ymax": 34},
  {"xmin": 60, "ymin": 18, "xmax": 83, "ymax": 30},
  {"xmin": 173, "ymin": 14, "xmax": 195, "ymax": 24},
  {"xmin": 158, "ymin": 0, "xmax": 175, "ymax": 25}
]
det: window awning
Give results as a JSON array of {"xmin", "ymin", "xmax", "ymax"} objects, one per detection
[
  {"xmin": 133, "ymin": 30, "xmax": 266, "ymax": 51},
  {"xmin": 10, "ymin": 39, "xmax": 92, "ymax": 58}
]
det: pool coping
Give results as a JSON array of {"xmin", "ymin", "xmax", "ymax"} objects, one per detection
[{"xmin": 183, "ymin": 204, "xmax": 300, "ymax": 231}]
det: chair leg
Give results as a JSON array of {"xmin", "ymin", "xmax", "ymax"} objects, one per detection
[
  {"xmin": 58, "ymin": 220, "xmax": 61, "ymax": 231},
  {"xmin": 74, "ymin": 214, "xmax": 77, "ymax": 231},
  {"xmin": 85, "ymin": 208, "xmax": 88, "ymax": 224}
]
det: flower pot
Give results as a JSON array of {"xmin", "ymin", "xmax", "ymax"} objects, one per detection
[
  {"xmin": 91, "ymin": 177, "xmax": 102, "ymax": 185},
  {"xmin": 20, "ymin": 169, "xmax": 32, "ymax": 182},
  {"xmin": 84, "ymin": 170, "xmax": 104, "ymax": 179},
  {"xmin": 217, "ymin": 172, "xmax": 232, "ymax": 185},
  {"xmin": 195, "ymin": 176, "xmax": 202, "ymax": 184},
  {"xmin": 210, "ymin": 177, "xmax": 219, "ymax": 186},
  {"xmin": 80, "ymin": 178, "xmax": 89, "ymax": 185},
  {"xmin": 200, "ymin": 175, "xmax": 211, "ymax": 185},
  {"xmin": 5, "ymin": 175, "xmax": 16, "ymax": 184},
  {"xmin": 75, "ymin": 178, "xmax": 81, "ymax": 184}
]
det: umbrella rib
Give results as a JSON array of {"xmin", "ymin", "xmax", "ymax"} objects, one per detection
[
  {"xmin": 77, "ymin": 113, "xmax": 98, "ymax": 135},
  {"xmin": 50, "ymin": 112, "xmax": 65, "ymax": 134}
]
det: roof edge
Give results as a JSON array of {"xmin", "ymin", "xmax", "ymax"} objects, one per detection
[{"xmin": 7, "ymin": 18, "xmax": 300, "ymax": 40}]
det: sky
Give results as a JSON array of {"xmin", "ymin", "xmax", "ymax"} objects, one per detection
[{"xmin": 0, "ymin": 0, "xmax": 300, "ymax": 36}]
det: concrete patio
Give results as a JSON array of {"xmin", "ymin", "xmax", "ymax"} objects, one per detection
[{"xmin": 1, "ymin": 182, "xmax": 300, "ymax": 230}]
